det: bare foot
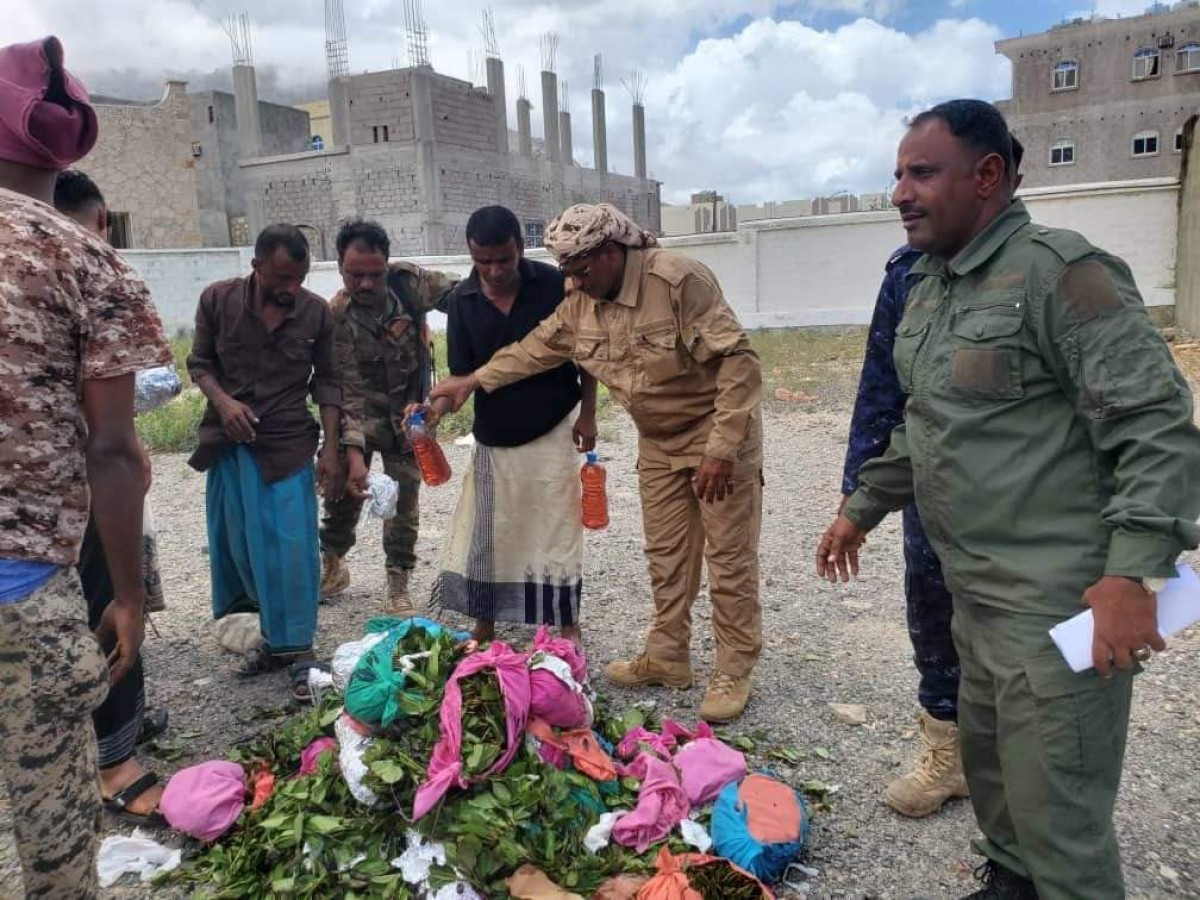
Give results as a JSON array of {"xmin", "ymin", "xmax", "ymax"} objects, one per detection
[
  {"xmin": 471, "ymin": 620, "xmax": 495, "ymax": 644},
  {"xmin": 100, "ymin": 757, "xmax": 164, "ymax": 816}
]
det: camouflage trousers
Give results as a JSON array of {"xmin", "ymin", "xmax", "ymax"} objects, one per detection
[
  {"xmin": 320, "ymin": 449, "xmax": 421, "ymax": 570},
  {"xmin": 0, "ymin": 567, "xmax": 109, "ymax": 899}
]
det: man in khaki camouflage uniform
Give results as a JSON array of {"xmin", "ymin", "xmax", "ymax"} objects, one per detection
[
  {"xmin": 320, "ymin": 218, "xmax": 457, "ymax": 613},
  {"xmin": 431, "ymin": 203, "xmax": 764, "ymax": 723},
  {"xmin": 0, "ymin": 36, "xmax": 173, "ymax": 899}
]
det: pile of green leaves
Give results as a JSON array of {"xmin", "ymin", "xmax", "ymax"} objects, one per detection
[
  {"xmin": 458, "ymin": 671, "xmax": 507, "ymax": 777},
  {"xmin": 380, "ymin": 627, "xmax": 465, "ymax": 723},
  {"xmin": 685, "ymin": 858, "xmax": 767, "ymax": 900}
]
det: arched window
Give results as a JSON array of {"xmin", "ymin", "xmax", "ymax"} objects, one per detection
[
  {"xmin": 1052, "ymin": 60, "xmax": 1079, "ymax": 91},
  {"xmin": 1177, "ymin": 42, "xmax": 1200, "ymax": 74},
  {"xmin": 1049, "ymin": 139, "xmax": 1076, "ymax": 166},
  {"xmin": 1132, "ymin": 130, "xmax": 1160, "ymax": 157},
  {"xmin": 310, "ymin": 135, "xmax": 325, "ymax": 151},
  {"xmin": 1133, "ymin": 47, "xmax": 1161, "ymax": 80}
]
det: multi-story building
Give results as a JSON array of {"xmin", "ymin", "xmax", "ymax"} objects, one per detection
[{"xmin": 996, "ymin": 2, "xmax": 1200, "ymax": 187}]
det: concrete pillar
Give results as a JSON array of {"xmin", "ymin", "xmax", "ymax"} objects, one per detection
[
  {"xmin": 486, "ymin": 57, "xmax": 508, "ymax": 155},
  {"xmin": 591, "ymin": 89, "xmax": 607, "ymax": 174},
  {"xmin": 411, "ymin": 68, "xmax": 445, "ymax": 254},
  {"xmin": 541, "ymin": 71, "xmax": 560, "ymax": 164},
  {"xmin": 559, "ymin": 110, "xmax": 573, "ymax": 165},
  {"xmin": 517, "ymin": 98, "xmax": 533, "ymax": 158},
  {"xmin": 232, "ymin": 64, "xmax": 262, "ymax": 159},
  {"xmin": 328, "ymin": 77, "xmax": 351, "ymax": 148},
  {"xmin": 633, "ymin": 102, "xmax": 647, "ymax": 180},
  {"xmin": 1177, "ymin": 116, "xmax": 1200, "ymax": 334}
]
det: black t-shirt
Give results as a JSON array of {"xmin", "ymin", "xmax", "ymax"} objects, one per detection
[{"xmin": 446, "ymin": 258, "xmax": 581, "ymax": 447}]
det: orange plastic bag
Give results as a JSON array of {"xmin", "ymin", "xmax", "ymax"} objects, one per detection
[{"xmin": 637, "ymin": 848, "xmax": 773, "ymax": 900}]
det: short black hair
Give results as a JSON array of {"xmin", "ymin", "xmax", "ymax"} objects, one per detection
[
  {"xmin": 465, "ymin": 205, "xmax": 522, "ymax": 248},
  {"xmin": 911, "ymin": 99, "xmax": 1014, "ymax": 178},
  {"xmin": 1011, "ymin": 133, "xmax": 1025, "ymax": 171},
  {"xmin": 254, "ymin": 224, "xmax": 309, "ymax": 263},
  {"xmin": 335, "ymin": 218, "xmax": 390, "ymax": 263},
  {"xmin": 53, "ymin": 169, "xmax": 104, "ymax": 214}
]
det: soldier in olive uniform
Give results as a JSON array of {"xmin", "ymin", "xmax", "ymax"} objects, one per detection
[
  {"xmin": 819, "ymin": 100, "xmax": 1200, "ymax": 900},
  {"xmin": 320, "ymin": 219, "xmax": 457, "ymax": 614}
]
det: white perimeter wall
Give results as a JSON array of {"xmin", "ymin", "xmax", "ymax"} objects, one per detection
[{"xmin": 126, "ymin": 177, "xmax": 1178, "ymax": 334}]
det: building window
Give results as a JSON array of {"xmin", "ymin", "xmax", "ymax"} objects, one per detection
[
  {"xmin": 524, "ymin": 221, "xmax": 544, "ymax": 248},
  {"xmin": 1133, "ymin": 130, "xmax": 1160, "ymax": 157},
  {"xmin": 107, "ymin": 212, "xmax": 132, "ymax": 249},
  {"xmin": 311, "ymin": 135, "xmax": 325, "ymax": 151},
  {"xmin": 382, "ymin": 125, "xmax": 389, "ymax": 142},
  {"xmin": 207, "ymin": 105, "xmax": 214, "ymax": 124},
  {"xmin": 1175, "ymin": 127, "xmax": 1185, "ymax": 153},
  {"xmin": 1049, "ymin": 139, "xmax": 1076, "ymax": 166},
  {"xmin": 1177, "ymin": 42, "xmax": 1200, "ymax": 74},
  {"xmin": 372, "ymin": 126, "xmax": 379, "ymax": 143},
  {"xmin": 1133, "ymin": 47, "xmax": 1161, "ymax": 80},
  {"xmin": 1052, "ymin": 60, "xmax": 1079, "ymax": 91}
]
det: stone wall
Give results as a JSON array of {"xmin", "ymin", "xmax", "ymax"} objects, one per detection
[
  {"xmin": 346, "ymin": 71, "xmax": 415, "ymax": 147},
  {"xmin": 83, "ymin": 81, "xmax": 202, "ymax": 248},
  {"xmin": 430, "ymin": 77, "xmax": 498, "ymax": 153}
]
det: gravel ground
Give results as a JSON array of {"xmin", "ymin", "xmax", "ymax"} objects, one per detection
[{"xmin": 0, "ymin": 399, "xmax": 1197, "ymax": 899}]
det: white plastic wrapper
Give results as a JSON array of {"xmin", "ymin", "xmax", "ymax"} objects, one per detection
[
  {"xmin": 431, "ymin": 883, "xmax": 483, "ymax": 900},
  {"xmin": 391, "ymin": 829, "xmax": 447, "ymax": 884},
  {"xmin": 134, "ymin": 366, "xmax": 182, "ymax": 414},
  {"xmin": 678, "ymin": 817, "xmax": 712, "ymax": 853},
  {"xmin": 97, "ymin": 829, "xmax": 181, "ymax": 887},
  {"xmin": 584, "ymin": 811, "xmax": 625, "ymax": 853},
  {"xmin": 335, "ymin": 713, "xmax": 379, "ymax": 806},
  {"xmin": 365, "ymin": 472, "xmax": 399, "ymax": 520},
  {"xmin": 330, "ymin": 631, "xmax": 388, "ymax": 691}
]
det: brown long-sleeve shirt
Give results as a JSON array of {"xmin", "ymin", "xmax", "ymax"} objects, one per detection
[
  {"xmin": 186, "ymin": 275, "xmax": 341, "ymax": 482},
  {"xmin": 477, "ymin": 248, "xmax": 762, "ymax": 463}
]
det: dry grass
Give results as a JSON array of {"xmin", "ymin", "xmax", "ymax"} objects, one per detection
[{"xmin": 750, "ymin": 327, "xmax": 868, "ymax": 407}]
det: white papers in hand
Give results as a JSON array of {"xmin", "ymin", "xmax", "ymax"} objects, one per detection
[{"xmin": 1049, "ymin": 564, "xmax": 1200, "ymax": 673}]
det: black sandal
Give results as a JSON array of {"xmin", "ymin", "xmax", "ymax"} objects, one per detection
[
  {"xmin": 290, "ymin": 660, "xmax": 330, "ymax": 704},
  {"xmin": 103, "ymin": 772, "xmax": 166, "ymax": 826}
]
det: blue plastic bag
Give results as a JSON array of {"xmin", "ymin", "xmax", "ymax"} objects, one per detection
[{"xmin": 712, "ymin": 773, "xmax": 809, "ymax": 883}]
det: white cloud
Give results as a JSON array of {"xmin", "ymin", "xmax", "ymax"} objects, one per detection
[{"xmin": 0, "ymin": 1, "xmax": 1010, "ymax": 204}]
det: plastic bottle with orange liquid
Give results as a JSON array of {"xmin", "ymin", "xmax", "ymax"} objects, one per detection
[
  {"xmin": 406, "ymin": 408, "xmax": 452, "ymax": 486},
  {"xmin": 580, "ymin": 451, "xmax": 609, "ymax": 530}
]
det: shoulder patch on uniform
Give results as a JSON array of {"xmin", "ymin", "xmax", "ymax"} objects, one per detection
[
  {"xmin": 1058, "ymin": 260, "xmax": 1125, "ymax": 323},
  {"xmin": 1028, "ymin": 227, "xmax": 1096, "ymax": 265},
  {"xmin": 645, "ymin": 249, "xmax": 699, "ymax": 287}
]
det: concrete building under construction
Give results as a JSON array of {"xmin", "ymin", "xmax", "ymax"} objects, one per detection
[{"xmin": 245, "ymin": 5, "xmax": 659, "ymax": 258}]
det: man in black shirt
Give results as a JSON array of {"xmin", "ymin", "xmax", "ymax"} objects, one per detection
[{"xmin": 428, "ymin": 206, "xmax": 597, "ymax": 644}]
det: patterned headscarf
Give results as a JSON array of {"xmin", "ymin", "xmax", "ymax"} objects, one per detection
[{"xmin": 544, "ymin": 203, "xmax": 658, "ymax": 263}]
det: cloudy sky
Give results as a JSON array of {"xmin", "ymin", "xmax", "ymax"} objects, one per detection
[{"xmin": 3, "ymin": 0, "xmax": 1159, "ymax": 203}]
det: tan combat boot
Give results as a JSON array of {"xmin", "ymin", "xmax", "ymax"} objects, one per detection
[
  {"xmin": 385, "ymin": 567, "xmax": 417, "ymax": 618},
  {"xmin": 884, "ymin": 710, "xmax": 969, "ymax": 818},
  {"xmin": 605, "ymin": 653, "xmax": 694, "ymax": 689},
  {"xmin": 320, "ymin": 550, "xmax": 350, "ymax": 600},
  {"xmin": 699, "ymin": 670, "xmax": 751, "ymax": 724}
]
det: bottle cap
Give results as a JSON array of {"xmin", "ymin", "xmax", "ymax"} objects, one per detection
[
  {"xmin": 586, "ymin": 451, "xmax": 599, "ymax": 464},
  {"xmin": 409, "ymin": 409, "xmax": 426, "ymax": 426}
]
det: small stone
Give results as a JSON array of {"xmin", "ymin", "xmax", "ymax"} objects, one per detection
[
  {"xmin": 1159, "ymin": 864, "xmax": 1180, "ymax": 882},
  {"xmin": 829, "ymin": 703, "xmax": 868, "ymax": 726},
  {"xmin": 841, "ymin": 600, "xmax": 873, "ymax": 613},
  {"xmin": 192, "ymin": 677, "xmax": 213, "ymax": 687}
]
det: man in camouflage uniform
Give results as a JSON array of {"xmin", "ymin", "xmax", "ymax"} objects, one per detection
[
  {"xmin": 320, "ymin": 218, "xmax": 457, "ymax": 614},
  {"xmin": 820, "ymin": 100, "xmax": 1200, "ymax": 899},
  {"xmin": 0, "ymin": 36, "xmax": 173, "ymax": 899}
]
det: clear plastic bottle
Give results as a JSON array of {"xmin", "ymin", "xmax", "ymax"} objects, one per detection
[
  {"xmin": 405, "ymin": 408, "xmax": 452, "ymax": 487},
  {"xmin": 580, "ymin": 451, "xmax": 609, "ymax": 530}
]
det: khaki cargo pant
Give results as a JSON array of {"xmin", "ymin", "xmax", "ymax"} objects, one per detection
[
  {"xmin": 0, "ymin": 567, "xmax": 109, "ymax": 899},
  {"xmin": 953, "ymin": 598, "xmax": 1133, "ymax": 900},
  {"xmin": 320, "ymin": 448, "xmax": 421, "ymax": 571},
  {"xmin": 638, "ymin": 446, "xmax": 763, "ymax": 677}
]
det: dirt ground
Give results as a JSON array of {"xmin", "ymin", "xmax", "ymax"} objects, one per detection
[{"xmin": 0, "ymin": 333, "xmax": 1197, "ymax": 898}]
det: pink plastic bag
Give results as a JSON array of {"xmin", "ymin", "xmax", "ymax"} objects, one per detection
[
  {"xmin": 160, "ymin": 761, "xmax": 246, "ymax": 843},
  {"xmin": 299, "ymin": 737, "xmax": 338, "ymax": 776},
  {"xmin": 612, "ymin": 754, "xmax": 690, "ymax": 853},
  {"xmin": 532, "ymin": 625, "xmax": 587, "ymax": 684},
  {"xmin": 662, "ymin": 720, "xmax": 714, "ymax": 744},
  {"xmin": 672, "ymin": 737, "xmax": 746, "ymax": 807},
  {"xmin": 617, "ymin": 726, "xmax": 677, "ymax": 761},
  {"xmin": 529, "ymin": 660, "xmax": 591, "ymax": 730},
  {"xmin": 413, "ymin": 641, "xmax": 531, "ymax": 820}
]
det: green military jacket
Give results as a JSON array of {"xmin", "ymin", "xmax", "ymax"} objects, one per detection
[
  {"xmin": 334, "ymin": 261, "xmax": 456, "ymax": 452},
  {"xmin": 844, "ymin": 200, "xmax": 1200, "ymax": 620}
]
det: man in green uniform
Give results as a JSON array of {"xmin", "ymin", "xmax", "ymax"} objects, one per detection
[
  {"xmin": 817, "ymin": 99, "xmax": 1200, "ymax": 900},
  {"xmin": 320, "ymin": 219, "xmax": 457, "ymax": 614}
]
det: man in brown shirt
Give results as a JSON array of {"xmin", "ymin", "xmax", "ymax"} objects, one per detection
[
  {"xmin": 187, "ymin": 224, "xmax": 363, "ymax": 682},
  {"xmin": 430, "ymin": 203, "xmax": 764, "ymax": 723},
  {"xmin": 0, "ymin": 35, "xmax": 173, "ymax": 898}
]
